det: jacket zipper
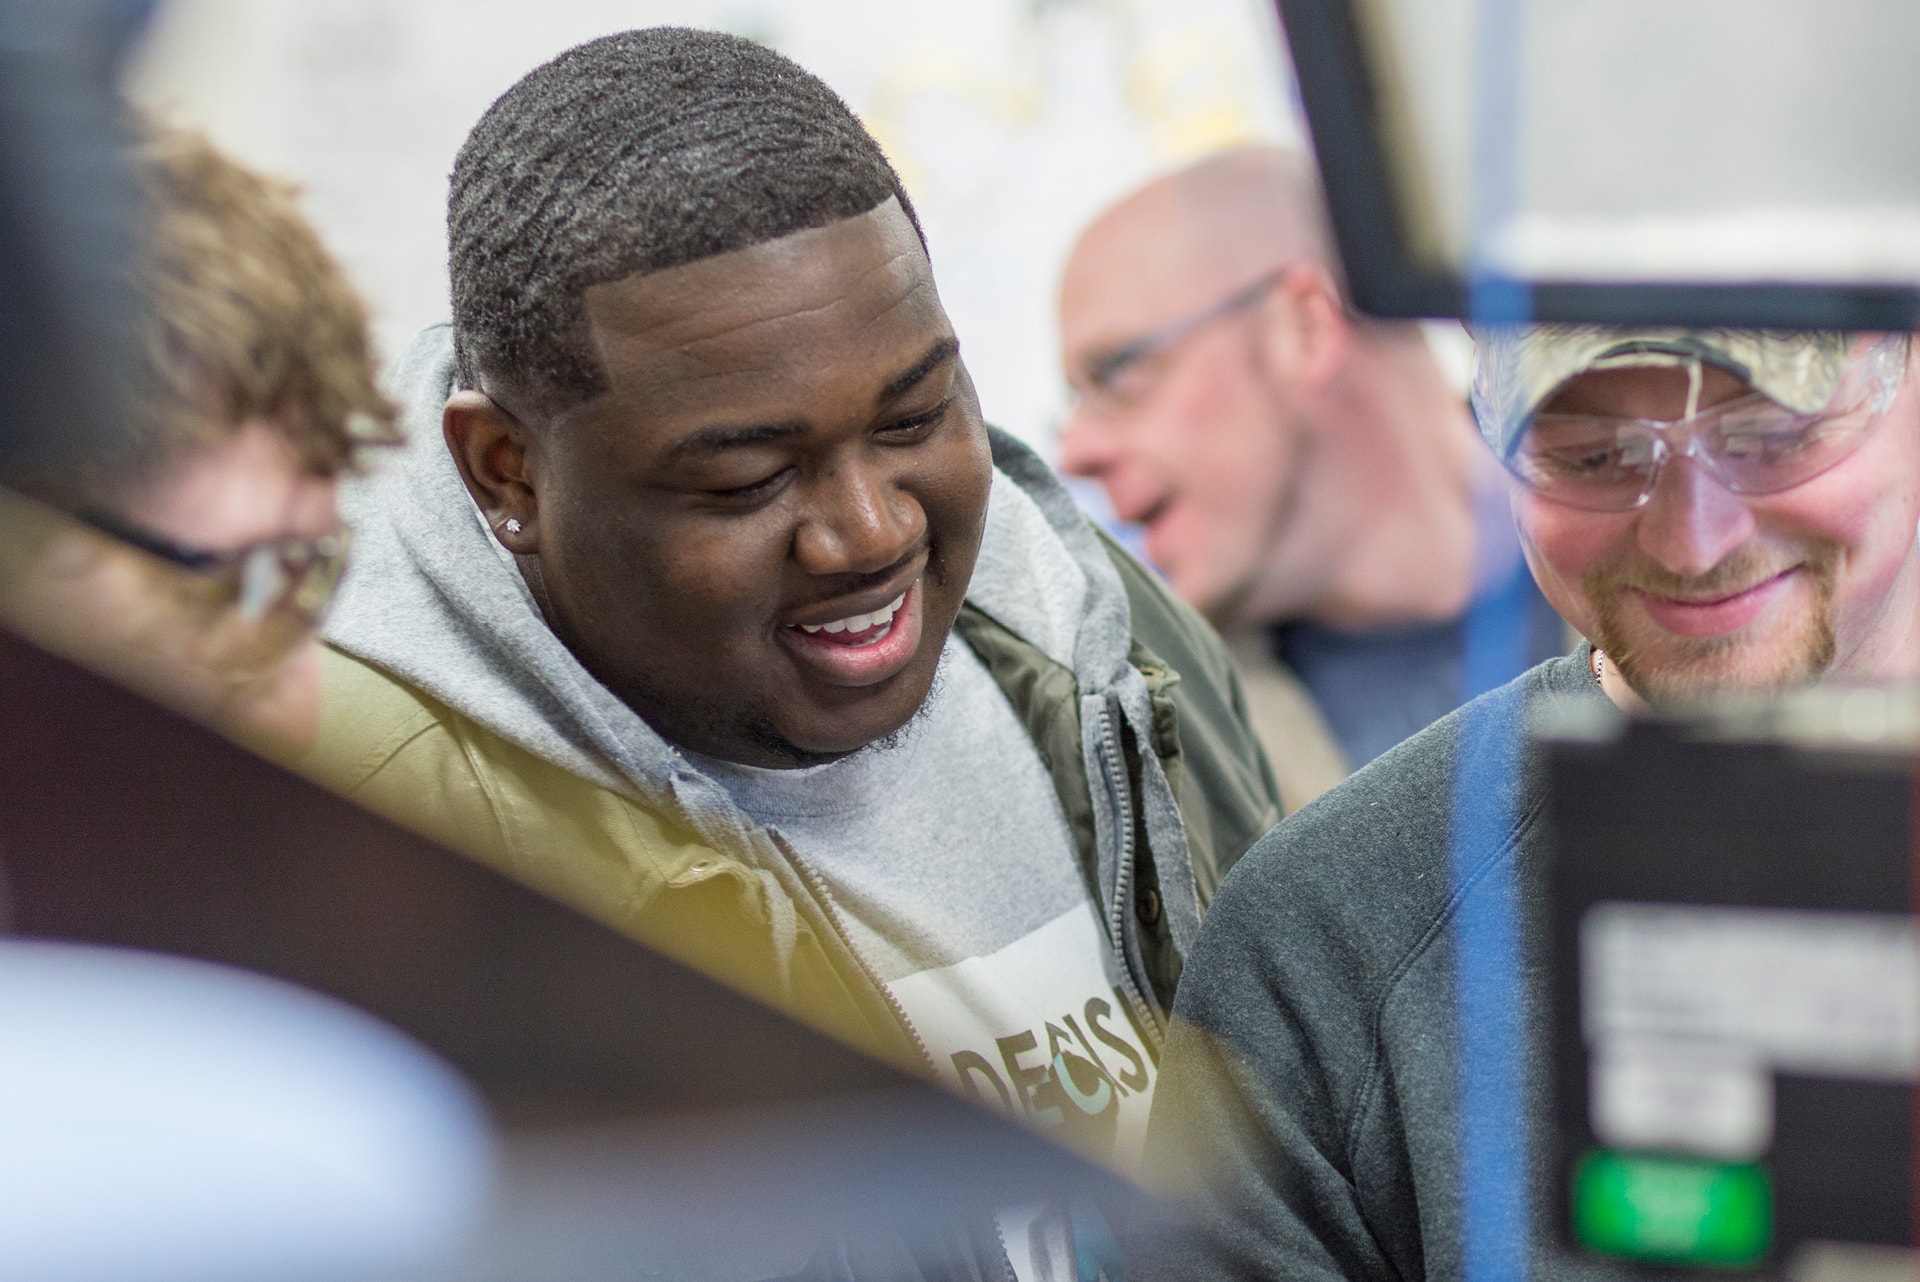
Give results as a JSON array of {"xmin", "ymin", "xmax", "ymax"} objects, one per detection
[
  {"xmin": 781, "ymin": 840, "xmax": 938, "ymax": 1076},
  {"xmin": 991, "ymin": 1217, "xmax": 1017, "ymax": 1282},
  {"xmin": 1095, "ymin": 703, "xmax": 1166, "ymax": 1045},
  {"xmin": 787, "ymin": 842, "xmax": 1021, "ymax": 1282}
]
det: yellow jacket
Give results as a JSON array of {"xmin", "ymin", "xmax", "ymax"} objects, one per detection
[{"xmin": 306, "ymin": 551, "xmax": 1280, "ymax": 1072}]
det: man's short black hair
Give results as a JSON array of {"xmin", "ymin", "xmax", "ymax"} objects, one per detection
[{"xmin": 449, "ymin": 27, "xmax": 925, "ymax": 415}]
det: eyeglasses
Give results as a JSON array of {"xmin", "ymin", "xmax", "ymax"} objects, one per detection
[
  {"xmin": 1069, "ymin": 270, "xmax": 1285, "ymax": 412},
  {"xmin": 1501, "ymin": 335, "xmax": 1909, "ymax": 512},
  {"xmin": 77, "ymin": 509, "xmax": 351, "ymax": 624}
]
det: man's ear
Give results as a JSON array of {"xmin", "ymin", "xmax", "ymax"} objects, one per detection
[
  {"xmin": 1254, "ymin": 263, "xmax": 1352, "ymax": 393},
  {"xmin": 443, "ymin": 390, "xmax": 538, "ymax": 554}
]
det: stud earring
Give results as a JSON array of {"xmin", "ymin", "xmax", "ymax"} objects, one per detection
[{"xmin": 503, "ymin": 518, "xmax": 522, "ymax": 536}]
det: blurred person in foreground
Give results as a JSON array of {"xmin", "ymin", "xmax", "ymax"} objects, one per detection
[
  {"xmin": 304, "ymin": 30, "xmax": 1277, "ymax": 1276},
  {"xmin": 1058, "ymin": 147, "xmax": 1564, "ymax": 807},
  {"xmin": 0, "ymin": 126, "xmax": 395, "ymax": 759},
  {"xmin": 1137, "ymin": 324, "xmax": 1920, "ymax": 1279}
]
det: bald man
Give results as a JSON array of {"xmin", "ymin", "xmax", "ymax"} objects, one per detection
[{"xmin": 1057, "ymin": 146, "xmax": 1566, "ymax": 804}]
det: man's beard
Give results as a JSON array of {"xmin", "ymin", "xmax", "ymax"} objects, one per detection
[{"xmin": 1586, "ymin": 542, "xmax": 1840, "ymax": 706}]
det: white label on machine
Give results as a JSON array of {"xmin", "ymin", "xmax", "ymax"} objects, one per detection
[
  {"xmin": 1590, "ymin": 1036, "xmax": 1772, "ymax": 1159},
  {"xmin": 1583, "ymin": 902, "xmax": 1920, "ymax": 1081}
]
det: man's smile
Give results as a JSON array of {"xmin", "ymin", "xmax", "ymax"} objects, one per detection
[
  {"xmin": 779, "ymin": 545, "xmax": 931, "ymax": 688},
  {"xmin": 780, "ymin": 576, "xmax": 925, "ymax": 686},
  {"xmin": 793, "ymin": 590, "xmax": 907, "ymax": 640},
  {"xmin": 1630, "ymin": 567, "xmax": 1799, "ymax": 639}
]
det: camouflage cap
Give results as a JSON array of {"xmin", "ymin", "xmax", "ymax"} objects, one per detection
[{"xmin": 1469, "ymin": 326, "xmax": 1854, "ymax": 456}]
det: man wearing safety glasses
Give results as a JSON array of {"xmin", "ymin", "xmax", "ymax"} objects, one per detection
[
  {"xmin": 0, "ymin": 127, "xmax": 396, "ymax": 759},
  {"xmin": 1492, "ymin": 328, "xmax": 1914, "ymax": 705},
  {"xmin": 1136, "ymin": 326, "xmax": 1920, "ymax": 1281}
]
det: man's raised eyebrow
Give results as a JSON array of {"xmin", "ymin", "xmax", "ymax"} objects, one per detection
[
  {"xmin": 880, "ymin": 337, "xmax": 960, "ymax": 404},
  {"xmin": 665, "ymin": 420, "xmax": 808, "ymax": 459}
]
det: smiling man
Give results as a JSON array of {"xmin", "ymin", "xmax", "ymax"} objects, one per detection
[
  {"xmin": 1496, "ymin": 330, "xmax": 1920, "ymax": 704},
  {"xmin": 1138, "ymin": 325, "xmax": 1920, "ymax": 1280},
  {"xmin": 304, "ymin": 29, "xmax": 1278, "ymax": 1276}
]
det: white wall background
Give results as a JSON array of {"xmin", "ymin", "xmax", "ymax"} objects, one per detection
[{"xmin": 124, "ymin": 0, "xmax": 1304, "ymax": 456}]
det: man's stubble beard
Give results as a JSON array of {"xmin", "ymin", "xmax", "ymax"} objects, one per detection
[{"xmin": 1586, "ymin": 542, "xmax": 1840, "ymax": 706}]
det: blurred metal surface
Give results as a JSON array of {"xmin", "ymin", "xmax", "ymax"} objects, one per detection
[{"xmin": 1274, "ymin": 0, "xmax": 1920, "ymax": 329}]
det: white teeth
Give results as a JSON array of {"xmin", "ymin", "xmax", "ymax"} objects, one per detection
[{"xmin": 797, "ymin": 591, "xmax": 907, "ymax": 636}]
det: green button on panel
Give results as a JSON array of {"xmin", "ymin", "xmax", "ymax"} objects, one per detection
[{"xmin": 1573, "ymin": 1150, "xmax": 1771, "ymax": 1268}]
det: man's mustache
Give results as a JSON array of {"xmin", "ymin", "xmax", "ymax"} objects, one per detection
[{"xmin": 1585, "ymin": 545, "xmax": 1833, "ymax": 600}]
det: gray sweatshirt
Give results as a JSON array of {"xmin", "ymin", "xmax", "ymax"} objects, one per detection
[{"xmin": 1137, "ymin": 650, "xmax": 1635, "ymax": 1281}]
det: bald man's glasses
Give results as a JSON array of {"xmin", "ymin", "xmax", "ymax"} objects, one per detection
[{"xmin": 1070, "ymin": 271, "xmax": 1284, "ymax": 412}]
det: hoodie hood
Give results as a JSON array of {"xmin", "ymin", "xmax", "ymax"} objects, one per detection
[{"xmin": 326, "ymin": 327, "xmax": 1195, "ymax": 949}]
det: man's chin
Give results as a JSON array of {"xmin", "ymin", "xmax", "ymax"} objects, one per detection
[
  {"xmin": 1603, "ymin": 625, "xmax": 1836, "ymax": 707},
  {"xmin": 745, "ymin": 660, "xmax": 946, "ymax": 768},
  {"xmin": 1167, "ymin": 557, "xmax": 1254, "ymax": 627},
  {"xmin": 1583, "ymin": 539, "xmax": 1850, "ymax": 707}
]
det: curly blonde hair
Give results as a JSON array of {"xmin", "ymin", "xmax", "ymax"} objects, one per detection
[{"xmin": 129, "ymin": 124, "xmax": 399, "ymax": 479}]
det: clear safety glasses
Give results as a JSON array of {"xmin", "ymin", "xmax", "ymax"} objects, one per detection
[{"xmin": 1502, "ymin": 335, "xmax": 1910, "ymax": 512}]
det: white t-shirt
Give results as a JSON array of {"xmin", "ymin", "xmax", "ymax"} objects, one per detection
[{"xmin": 690, "ymin": 636, "xmax": 1156, "ymax": 1278}]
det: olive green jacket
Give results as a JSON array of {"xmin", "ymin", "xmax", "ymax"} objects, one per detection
[
  {"xmin": 305, "ymin": 327, "xmax": 1280, "ymax": 1074},
  {"xmin": 307, "ymin": 533, "xmax": 1281, "ymax": 1072}
]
